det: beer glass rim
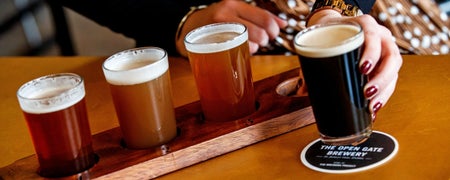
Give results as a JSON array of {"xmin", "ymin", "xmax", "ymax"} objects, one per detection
[
  {"xmin": 184, "ymin": 22, "xmax": 248, "ymax": 54},
  {"xmin": 17, "ymin": 73, "xmax": 85, "ymax": 113},
  {"xmin": 294, "ymin": 21, "xmax": 364, "ymax": 58},
  {"xmin": 102, "ymin": 46, "xmax": 169, "ymax": 85}
]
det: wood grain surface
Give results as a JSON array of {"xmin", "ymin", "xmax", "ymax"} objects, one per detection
[{"xmin": 0, "ymin": 68, "xmax": 315, "ymax": 179}]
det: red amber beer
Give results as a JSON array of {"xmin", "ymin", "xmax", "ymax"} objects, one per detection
[
  {"xmin": 17, "ymin": 73, "xmax": 97, "ymax": 178},
  {"xmin": 103, "ymin": 47, "xmax": 177, "ymax": 149},
  {"xmin": 184, "ymin": 22, "xmax": 256, "ymax": 122},
  {"xmin": 294, "ymin": 22, "xmax": 372, "ymax": 146}
]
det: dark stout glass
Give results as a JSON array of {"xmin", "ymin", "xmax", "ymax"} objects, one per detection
[{"xmin": 294, "ymin": 22, "xmax": 372, "ymax": 146}]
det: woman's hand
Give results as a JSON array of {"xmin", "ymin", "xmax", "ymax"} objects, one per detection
[
  {"xmin": 308, "ymin": 10, "xmax": 403, "ymax": 117},
  {"xmin": 176, "ymin": 0, "xmax": 287, "ymax": 57}
]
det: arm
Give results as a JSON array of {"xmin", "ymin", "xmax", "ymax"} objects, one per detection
[
  {"xmin": 175, "ymin": 0, "xmax": 288, "ymax": 57},
  {"xmin": 49, "ymin": 0, "xmax": 217, "ymax": 56},
  {"xmin": 49, "ymin": 0, "xmax": 287, "ymax": 57}
]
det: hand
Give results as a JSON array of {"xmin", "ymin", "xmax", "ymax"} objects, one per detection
[
  {"xmin": 308, "ymin": 10, "xmax": 403, "ymax": 117},
  {"xmin": 176, "ymin": 0, "xmax": 288, "ymax": 57}
]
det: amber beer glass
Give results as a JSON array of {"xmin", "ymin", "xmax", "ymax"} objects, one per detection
[
  {"xmin": 294, "ymin": 22, "xmax": 372, "ymax": 146},
  {"xmin": 17, "ymin": 73, "xmax": 97, "ymax": 178},
  {"xmin": 102, "ymin": 47, "xmax": 177, "ymax": 149},
  {"xmin": 184, "ymin": 22, "xmax": 256, "ymax": 122}
]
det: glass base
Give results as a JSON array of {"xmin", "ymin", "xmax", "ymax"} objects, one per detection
[{"xmin": 320, "ymin": 127, "xmax": 372, "ymax": 146}]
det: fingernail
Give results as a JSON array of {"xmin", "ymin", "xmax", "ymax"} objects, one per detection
[
  {"xmin": 373, "ymin": 102, "xmax": 383, "ymax": 114},
  {"xmin": 360, "ymin": 61, "xmax": 372, "ymax": 74},
  {"xmin": 365, "ymin": 86, "xmax": 378, "ymax": 98}
]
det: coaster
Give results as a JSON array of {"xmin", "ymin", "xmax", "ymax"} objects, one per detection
[{"xmin": 300, "ymin": 131, "xmax": 398, "ymax": 174}]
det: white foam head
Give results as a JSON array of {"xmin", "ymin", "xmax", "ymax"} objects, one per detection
[
  {"xmin": 294, "ymin": 22, "xmax": 364, "ymax": 58},
  {"xmin": 17, "ymin": 73, "xmax": 85, "ymax": 114},
  {"xmin": 102, "ymin": 47, "xmax": 169, "ymax": 85},
  {"xmin": 184, "ymin": 22, "xmax": 248, "ymax": 54}
]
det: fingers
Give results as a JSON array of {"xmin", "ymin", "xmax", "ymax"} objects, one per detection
[
  {"xmin": 212, "ymin": 0, "xmax": 287, "ymax": 52},
  {"xmin": 239, "ymin": 10, "xmax": 287, "ymax": 50},
  {"xmin": 367, "ymin": 74, "xmax": 398, "ymax": 114},
  {"xmin": 357, "ymin": 15, "xmax": 382, "ymax": 75},
  {"xmin": 350, "ymin": 15, "xmax": 403, "ymax": 115},
  {"xmin": 364, "ymin": 50, "xmax": 402, "ymax": 114},
  {"xmin": 245, "ymin": 11, "xmax": 287, "ymax": 53},
  {"xmin": 248, "ymin": 41, "xmax": 260, "ymax": 54},
  {"xmin": 238, "ymin": 7, "xmax": 287, "ymax": 39},
  {"xmin": 243, "ymin": 21, "xmax": 271, "ymax": 48}
]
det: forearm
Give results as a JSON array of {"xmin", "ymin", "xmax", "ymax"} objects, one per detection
[{"xmin": 49, "ymin": 0, "xmax": 217, "ymax": 56}]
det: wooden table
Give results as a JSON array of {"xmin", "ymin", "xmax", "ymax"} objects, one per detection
[{"xmin": 0, "ymin": 55, "xmax": 449, "ymax": 179}]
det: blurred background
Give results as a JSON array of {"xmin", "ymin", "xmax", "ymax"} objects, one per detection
[
  {"xmin": 0, "ymin": 0, "xmax": 134, "ymax": 56},
  {"xmin": 440, "ymin": 0, "xmax": 450, "ymax": 15},
  {"xmin": 1, "ymin": 0, "xmax": 449, "ymax": 56}
]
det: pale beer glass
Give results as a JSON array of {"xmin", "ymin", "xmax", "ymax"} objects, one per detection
[
  {"xmin": 184, "ymin": 22, "xmax": 256, "ymax": 122},
  {"xmin": 294, "ymin": 22, "xmax": 372, "ymax": 146},
  {"xmin": 17, "ymin": 73, "xmax": 97, "ymax": 178},
  {"xmin": 102, "ymin": 47, "xmax": 177, "ymax": 149}
]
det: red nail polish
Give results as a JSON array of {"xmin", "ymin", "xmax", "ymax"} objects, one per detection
[
  {"xmin": 365, "ymin": 86, "xmax": 378, "ymax": 98},
  {"xmin": 373, "ymin": 102, "xmax": 382, "ymax": 114},
  {"xmin": 360, "ymin": 61, "xmax": 372, "ymax": 74}
]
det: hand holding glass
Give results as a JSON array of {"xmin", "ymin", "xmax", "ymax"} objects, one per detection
[{"xmin": 294, "ymin": 22, "xmax": 372, "ymax": 146}]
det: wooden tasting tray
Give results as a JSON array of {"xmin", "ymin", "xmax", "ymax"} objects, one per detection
[{"xmin": 0, "ymin": 68, "xmax": 315, "ymax": 179}]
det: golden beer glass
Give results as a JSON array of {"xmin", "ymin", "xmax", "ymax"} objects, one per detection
[
  {"xmin": 103, "ymin": 47, "xmax": 177, "ymax": 149},
  {"xmin": 184, "ymin": 22, "xmax": 256, "ymax": 122}
]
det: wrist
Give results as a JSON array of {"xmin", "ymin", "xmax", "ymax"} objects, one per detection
[
  {"xmin": 306, "ymin": 0, "xmax": 363, "ymax": 26},
  {"xmin": 306, "ymin": 9, "xmax": 342, "ymax": 27},
  {"xmin": 175, "ymin": 5, "xmax": 208, "ymax": 41},
  {"xmin": 175, "ymin": 5, "xmax": 208, "ymax": 57}
]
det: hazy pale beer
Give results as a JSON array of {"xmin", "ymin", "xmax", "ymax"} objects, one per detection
[
  {"xmin": 294, "ymin": 22, "xmax": 372, "ymax": 146},
  {"xmin": 17, "ymin": 73, "xmax": 97, "ymax": 177},
  {"xmin": 103, "ymin": 47, "xmax": 177, "ymax": 149},
  {"xmin": 184, "ymin": 22, "xmax": 256, "ymax": 122}
]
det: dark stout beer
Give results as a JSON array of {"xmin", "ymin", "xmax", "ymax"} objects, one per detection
[{"xmin": 294, "ymin": 22, "xmax": 372, "ymax": 145}]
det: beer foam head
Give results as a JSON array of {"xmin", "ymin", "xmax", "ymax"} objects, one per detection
[
  {"xmin": 103, "ymin": 47, "xmax": 169, "ymax": 85},
  {"xmin": 17, "ymin": 73, "xmax": 85, "ymax": 114},
  {"xmin": 294, "ymin": 22, "xmax": 364, "ymax": 58},
  {"xmin": 184, "ymin": 22, "xmax": 248, "ymax": 54}
]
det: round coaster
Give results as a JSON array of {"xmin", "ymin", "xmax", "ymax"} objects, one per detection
[{"xmin": 300, "ymin": 131, "xmax": 398, "ymax": 174}]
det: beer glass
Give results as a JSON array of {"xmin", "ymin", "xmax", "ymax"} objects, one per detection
[
  {"xmin": 102, "ymin": 47, "xmax": 177, "ymax": 149},
  {"xmin": 294, "ymin": 22, "xmax": 372, "ymax": 146},
  {"xmin": 17, "ymin": 73, "xmax": 97, "ymax": 178},
  {"xmin": 184, "ymin": 22, "xmax": 256, "ymax": 122}
]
